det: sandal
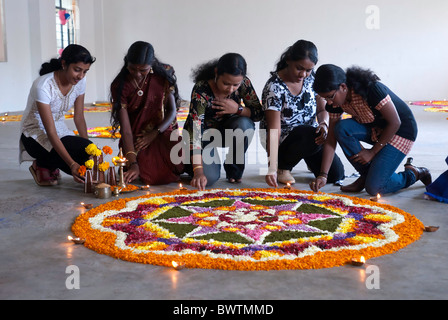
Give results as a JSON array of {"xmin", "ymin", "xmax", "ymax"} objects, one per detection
[{"xmin": 29, "ymin": 162, "xmax": 58, "ymax": 186}]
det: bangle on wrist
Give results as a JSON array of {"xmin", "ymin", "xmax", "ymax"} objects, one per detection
[
  {"xmin": 126, "ymin": 151, "xmax": 137, "ymax": 158},
  {"xmin": 193, "ymin": 165, "xmax": 203, "ymax": 172},
  {"xmin": 319, "ymin": 172, "xmax": 328, "ymax": 178},
  {"xmin": 69, "ymin": 162, "xmax": 77, "ymax": 169},
  {"xmin": 236, "ymin": 105, "xmax": 243, "ymax": 115}
]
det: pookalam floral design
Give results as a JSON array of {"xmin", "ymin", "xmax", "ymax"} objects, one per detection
[{"xmin": 72, "ymin": 189, "xmax": 424, "ymax": 271}]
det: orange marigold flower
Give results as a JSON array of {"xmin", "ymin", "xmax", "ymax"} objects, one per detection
[
  {"xmin": 78, "ymin": 165, "xmax": 87, "ymax": 177},
  {"xmin": 102, "ymin": 146, "xmax": 113, "ymax": 155}
]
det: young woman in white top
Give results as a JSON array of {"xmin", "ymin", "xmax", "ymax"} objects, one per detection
[{"xmin": 20, "ymin": 44, "xmax": 95, "ymax": 186}]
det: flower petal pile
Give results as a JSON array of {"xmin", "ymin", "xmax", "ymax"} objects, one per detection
[{"xmin": 71, "ymin": 189, "xmax": 424, "ymax": 271}]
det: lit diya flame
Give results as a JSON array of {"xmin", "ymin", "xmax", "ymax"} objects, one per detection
[
  {"xmin": 68, "ymin": 236, "xmax": 86, "ymax": 244},
  {"xmin": 285, "ymin": 183, "xmax": 292, "ymax": 190},
  {"xmin": 179, "ymin": 183, "xmax": 187, "ymax": 190},
  {"xmin": 140, "ymin": 185, "xmax": 150, "ymax": 190},
  {"xmin": 171, "ymin": 261, "xmax": 185, "ymax": 270},
  {"xmin": 370, "ymin": 194, "xmax": 381, "ymax": 202},
  {"xmin": 351, "ymin": 256, "xmax": 366, "ymax": 266}
]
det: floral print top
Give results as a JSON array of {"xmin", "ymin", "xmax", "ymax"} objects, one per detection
[
  {"xmin": 261, "ymin": 73, "xmax": 317, "ymax": 143},
  {"xmin": 183, "ymin": 77, "xmax": 263, "ymax": 154}
]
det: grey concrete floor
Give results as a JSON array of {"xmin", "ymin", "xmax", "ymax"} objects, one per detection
[{"xmin": 0, "ymin": 106, "xmax": 447, "ymax": 301}]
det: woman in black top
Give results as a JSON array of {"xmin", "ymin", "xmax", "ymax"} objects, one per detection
[{"xmin": 309, "ymin": 64, "xmax": 431, "ymax": 195}]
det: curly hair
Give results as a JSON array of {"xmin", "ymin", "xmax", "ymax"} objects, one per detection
[
  {"xmin": 191, "ymin": 53, "xmax": 247, "ymax": 83},
  {"xmin": 346, "ymin": 66, "xmax": 380, "ymax": 99}
]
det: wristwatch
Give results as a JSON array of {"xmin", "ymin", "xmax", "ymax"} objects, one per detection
[{"xmin": 236, "ymin": 105, "xmax": 244, "ymax": 115}]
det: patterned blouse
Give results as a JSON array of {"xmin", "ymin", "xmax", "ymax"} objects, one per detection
[
  {"xmin": 261, "ymin": 73, "xmax": 318, "ymax": 143},
  {"xmin": 183, "ymin": 77, "xmax": 263, "ymax": 153},
  {"xmin": 326, "ymin": 82, "xmax": 417, "ymax": 155}
]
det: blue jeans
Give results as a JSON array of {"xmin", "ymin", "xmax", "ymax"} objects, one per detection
[
  {"xmin": 333, "ymin": 119, "xmax": 416, "ymax": 195},
  {"xmin": 187, "ymin": 116, "xmax": 255, "ymax": 186}
]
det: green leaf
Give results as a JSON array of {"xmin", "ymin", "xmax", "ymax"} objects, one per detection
[
  {"xmin": 242, "ymin": 199, "xmax": 294, "ymax": 206},
  {"xmin": 308, "ymin": 218, "xmax": 343, "ymax": 233},
  {"xmin": 263, "ymin": 231, "xmax": 325, "ymax": 244},
  {"xmin": 155, "ymin": 222, "xmax": 197, "ymax": 238},
  {"xmin": 194, "ymin": 232, "xmax": 253, "ymax": 244},
  {"xmin": 298, "ymin": 204, "xmax": 340, "ymax": 216},
  {"xmin": 154, "ymin": 207, "xmax": 192, "ymax": 220},
  {"xmin": 191, "ymin": 200, "xmax": 235, "ymax": 207}
]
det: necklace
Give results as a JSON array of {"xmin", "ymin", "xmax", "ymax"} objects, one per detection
[{"xmin": 133, "ymin": 74, "xmax": 148, "ymax": 97}]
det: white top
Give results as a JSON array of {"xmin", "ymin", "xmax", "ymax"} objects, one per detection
[{"xmin": 20, "ymin": 72, "xmax": 86, "ymax": 161}]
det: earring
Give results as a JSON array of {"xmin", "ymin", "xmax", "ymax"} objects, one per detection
[{"xmin": 149, "ymin": 68, "xmax": 154, "ymax": 74}]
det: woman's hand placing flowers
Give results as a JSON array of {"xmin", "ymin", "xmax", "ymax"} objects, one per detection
[{"xmin": 309, "ymin": 174, "xmax": 327, "ymax": 193}]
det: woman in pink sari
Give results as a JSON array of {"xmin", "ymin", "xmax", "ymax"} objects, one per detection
[{"xmin": 110, "ymin": 41, "xmax": 184, "ymax": 185}]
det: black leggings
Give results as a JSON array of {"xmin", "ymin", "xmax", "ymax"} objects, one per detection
[
  {"xmin": 278, "ymin": 125, "xmax": 345, "ymax": 183},
  {"xmin": 21, "ymin": 134, "xmax": 92, "ymax": 175}
]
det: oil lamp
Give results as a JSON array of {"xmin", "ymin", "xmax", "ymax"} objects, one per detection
[
  {"xmin": 68, "ymin": 236, "xmax": 86, "ymax": 245},
  {"xmin": 171, "ymin": 261, "xmax": 185, "ymax": 270},
  {"xmin": 351, "ymin": 256, "xmax": 366, "ymax": 266},
  {"xmin": 115, "ymin": 148, "xmax": 127, "ymax": 189}
]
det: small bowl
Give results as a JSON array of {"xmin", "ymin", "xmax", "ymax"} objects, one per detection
[
  {"xmin": 68, "ymin": 236, "xmax": 86, "ymax": 245},
  {"xmin": 350, "ymin": 257, "xmax": 366, "ymax": 266},
  {"xmin": 424, "ymin": 226, "xmax": 439, "ymax": 232},
  {"xmin": 81, "ymin": 203, "xmax": 93, "ymax": 209},
  {"xmin": 171, "ymin": 261, "xmax": 186, "ymax": 270}
]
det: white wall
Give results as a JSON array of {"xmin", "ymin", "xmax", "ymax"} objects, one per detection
[
  {"xmin": 96, "ymin": 0, "xmax": 448, "ymax": 105},
  {"xmin": 0, "ymin": 0, "xmax": 447, "ymax": 113},
  {"xmin": 0, "ymin": 0, "xmax": 56, "ymax": 113}
]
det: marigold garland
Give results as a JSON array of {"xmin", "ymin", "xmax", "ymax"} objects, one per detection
[
  {"xmin": 71, "ymin": 189, "xmax": 424, "ymax": 271},
  {"xmin": 110, "ymin": 184, "xmax": 140, "ymax": 192}
]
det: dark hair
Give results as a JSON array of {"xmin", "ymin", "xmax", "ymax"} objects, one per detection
[
  {"xmin": 39, "ymin": 44, "xmax": 95, "ymax": 76},
  {"xmin": 191, "ymin": 53, "xmax": 247, "ymax": 83},
  {"xmin": 110, "ymin": 41, "xmax": 180, "ymax": 134},
  {"xmin": 313, "ymin": 64, "xmax": 380, "ymax": 99},
  {"xmin": 274, "ymin": 40, "xmax": 318, "ymax": 73},
  {"xmin": 313, "ymin": 64, "xmax": 346, "ymax": 93},
  {"xmin": 346, "ymin": 66, "xmax": 380, "ymax": 99}
]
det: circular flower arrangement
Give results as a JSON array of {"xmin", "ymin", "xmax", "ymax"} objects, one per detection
[{"xmin": 72, "ymin": 189, "xmax": 424, "ymax": 271}]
